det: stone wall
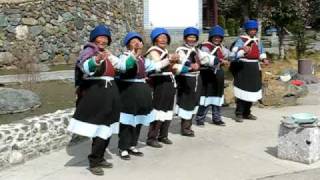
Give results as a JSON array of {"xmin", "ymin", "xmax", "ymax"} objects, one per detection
[
  {"xmin": 0, "ymin": 108, "xmax": 74, "ymax": 170},
  {"xmin": 0, "ymin": 0, "xmax": 144, "ymax": 66},
  {"xmin": 0, "ymin": 0, "xmax": 32, "ymax": 3}
]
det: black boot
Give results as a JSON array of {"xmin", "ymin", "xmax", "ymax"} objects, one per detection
[
  {"xmin": 181, "ymin": 119, "xmax": 195, "ymax": 137},
  {"xmin": 234, "ymin": 115, "xmax": 244, "ymax": 122},
  {"xmin": 119, "ymin": 149, "xmax": 131, "ymax": 160},
  {"xmin": 195, "ymin": 106, "xmax": 209, "ymax": 126},
  {"xmin": 98, "ymin": 159, "xmax": 113, "ymax": 168},
  {"xmin": 89, "ymin": 166, "xmax": 104, "ymax": 176},
  {"xmin": 128, "ymin": 146, "xmax": 144, "ymax": 157},
  {"xmin": 88, "ymin": 137, "xmax": 109, "ymax": 175},
  {"xmin": 243, "ymin": 114, "xmax": 257, "ymax": 120},
  {"xmin": 158, "ymin": 120, "xmax": 173, "ymax": 144},
  {"xmin": 212, "ymin": 105, "xmax": 225, "ymax": 126},
  {"xmin": 146, "ymin": 121, "xmax": 163, "ymax": 148},
  {"xmin": 146, "ymin": 140, "xmax": 162, "ymax": 148},
  {"xmin": 158, "ymin": 137, "xmax": 173, "ymax": 144}
]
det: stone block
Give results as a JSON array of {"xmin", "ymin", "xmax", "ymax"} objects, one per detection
[
  {"xmin": 278, "ymin": 124, "xmax": 320, "ymax": 164},
  {"xmin": 8, "ymin": 150, "xmax": 25, "ymax": 165}
]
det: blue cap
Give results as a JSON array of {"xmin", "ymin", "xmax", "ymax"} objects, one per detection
[
  {"xmin": 123, "ymin": 32, "xmax": 143, "ymax": 46},
  {"xmin": 183, "ymin": 27, "xmax": 199, "ymax": 40},
  {"xmin": 209, "ymin": 25, "xmax": 225, "ymax": 39},
  {"xmin": 89, "ymin": 24, "xmax": 112, "ymax": 45},
  {"xmin": 244, "ymin": 20, "xmax": 258, "ymax": 30},
  {"xmin": 150, "ymin": 27, "xmax": 171, "ymax": 44}
]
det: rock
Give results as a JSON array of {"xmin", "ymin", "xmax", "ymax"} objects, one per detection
[
  {"xmin": 62, "ymin": 12, "xmax": 74, "ymax": 21},
  {"xmin": 15, "ymin": 25, "xmax": 29, "ymax": 40},
  {"xmin": 39, "ymin": 52, "xmax": 50, "ymax": 62},
  {"xmin": 71, "ymin": 44, "xmax": 81, "ymax": 53},
  {"xmin": 5, "ymin": 9, "xmax": 20, "ymax": 14},
  {"xmin": 261, "ymin": 79, "xmax": 288, "ymax": 106},
  {"xmin": 8, "ymin": 150, "xmax": 24, "ymax": 165},
  {"xmin": 42, "ymin": 42, "xmax": 58, "ymax": 55},
  {"xmin": 0, "ymin": 30, "xmax": 5, "ymax": 41},
  {"xmin": 39, "ymin": 122, "xmax": 48, "ymax": 132},
  {"xmin": 0, "ymin": 145, "xmax": 9, "ymax": 153},
  {"xmin": 68, "ymin": 31, "xmax": 78, "ymax": 41},
  {"xmin": 0, "ymin": 52, "xmax": 17, "ymax": 66},
  {"xmin": 90, "ymin": 14, "xmax": 97, "ymax": 21},
  {"xmin": 74, "ymin": 17, "xmax": 84, "ymax": 30},
  {"xmin": 44, "ymin": 23, "xmax": 57, "ymax": 35},
  {"xmin": 223, "ymin": 80, "xmax": 235, "ymax": 105},
  {"xmin": 0, "ymin": 15, "xmax": 8, "ymax": 27},
  {"xmin": 5, "ymin": 25, "xmax": 16, "ymax": 34},
  {"xmin": 0, "ymin": 88, "xmax": 41, "ymax": 115},
  {"xmin": 59, "ymin": 25, "xmax": 68, "ymax": 35},
  {"xmin": 278, "ymin": 123, "xmax": 320, "ymax": 164},
  {"xmin": 50, "ymin": 17, "xmax": 63, "ymax": 26},
  {"xmin": 7, "ymin": 14, "xmax": 21, "ymax": 26},
  {"xmin": 63, "ymin": 35, "xmax": 72, "ymax": 44},
  {"xmin": 21, "ymin": 18, "xmax": 38, "ymax": 25},
  {"xmin": 29, "ymin": 26, "xmax": 43, "ymax": 37},
  {"xmin": 38, "ymin": 17, "xmax": 46, "ymax": 25}
]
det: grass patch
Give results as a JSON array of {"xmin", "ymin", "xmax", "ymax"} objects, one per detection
[
  {"xmin": 48, "ymin": 63, "xmax": 74, "ymax": 71},
  {"xmin": 0, "ymin": 69, "xmax": 19, "ymax": 75},
  {"xmin": 0, "ymin": 64, "xmax": 74, "ymax": 76},
  {"xmin": 0, "ymin": 80, "xmax": 75, "ymax": 124}
]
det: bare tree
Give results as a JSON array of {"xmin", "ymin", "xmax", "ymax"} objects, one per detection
[{"xmin": 11, "ymin": 37, "xmax": 40, "ymax": 89}]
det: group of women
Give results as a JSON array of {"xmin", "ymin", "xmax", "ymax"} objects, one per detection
[{"xmin": 67, "ymin": 19, "xmax": 267, "ymax": 176}]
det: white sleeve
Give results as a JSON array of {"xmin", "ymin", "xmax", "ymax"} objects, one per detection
[
  {"xmin": 109, "ymin": 54, "xmax": 126, "ymax": 71},
  {"xmin": 176, "ymin": 49, "xmax": 188, "ymax": 65},
  {"xmin": 198, "ymin": 50, "xmax": 217, "ymax": 67},
  {"xmin": 222, "ymin": 47, "xmax": 230, "ymax": 60},
  {"xmin": 144, "ymin": 58, "xmax": 157, "ymax": 72}
]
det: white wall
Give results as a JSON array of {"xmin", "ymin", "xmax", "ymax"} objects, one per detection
[{"xmin": 144, "ymin": 0, "xmax": 202, "ymax": 30}]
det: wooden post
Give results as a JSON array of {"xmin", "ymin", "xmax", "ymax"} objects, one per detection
[
  {"xmin": 298, "ymin": 59, "xmax": 313, "ymax": 75},
  {"xmin": 213, "ymin": 0, "xmax": 218, "ymax": 26},
  {"xmin": 297, "ymin": 59, "xmax": 319, "ymax": 84}
]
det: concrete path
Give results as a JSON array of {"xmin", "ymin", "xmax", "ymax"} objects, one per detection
[
  {"xmin": 1, "ymin": 104, "xmax": 320, "ymax": 180},
  {"xmin": 0, "ymin": 70, "xmax": 73, "ymax": 84}
]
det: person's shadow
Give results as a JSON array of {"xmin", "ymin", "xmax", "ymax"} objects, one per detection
[
  {"xmin": 65, "ymin": 132, "xmax": 148, "ymax": 167},
  {"xmin": 64, "ymin": 105, "xmax": 238, "ymax": 167},
  {"xmin": 64, "ymin": 135, "xmax": 91, "ymax": 167},
  {"xmin": 265, "ymin": 146, "xmax": 278, "ymax": 158},
  {"xmin": 221, "ymin": 105, "xmax": 237, "ymax": 120}
]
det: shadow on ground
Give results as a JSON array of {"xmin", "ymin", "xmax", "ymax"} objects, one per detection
[
  {"xmin": 265, "ymin": 146, "xmax": 278, "ymax": 158},
  {"xmin": 64, "ymin": 105, "xmax": 237, "ymax": 167}
]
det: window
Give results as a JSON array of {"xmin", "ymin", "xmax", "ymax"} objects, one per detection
[{"xmin": 144, "ymin": 0, "xmax": 201, "ymax": 29}]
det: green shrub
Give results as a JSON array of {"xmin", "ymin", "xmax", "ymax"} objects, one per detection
[
  {"xmin": 226, "ymin": 18, "xmax": 236, "ymax": 36},
  {"xmin": 218, "ymin": 15, "xmax": 226, "ymax": 29}
]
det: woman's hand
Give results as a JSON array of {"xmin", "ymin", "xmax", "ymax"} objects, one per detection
[
  {"xmin": 132, "ymin": 42, "xmax": 143, "ymax": 58},
  {"xmin": 190, "ymin": 63, "xmax": 199, "ymax": 71},
  {"xmin": 169, "ymin": 53, "xmax": 180, "ymax": 64}
]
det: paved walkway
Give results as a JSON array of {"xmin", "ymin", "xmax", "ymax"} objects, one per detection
[
  {"xmin": 1, "ymin": 104, "xmax": 320, "ymax": 180},
  {"xmin": 0, "ymin": 70, "xmax": 73, "ymax": 84}
]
